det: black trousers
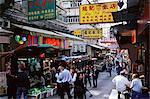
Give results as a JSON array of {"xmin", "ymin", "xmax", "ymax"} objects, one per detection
[
  {"xmin": 118, "ymin": 91, "xmax": 121, "ymax": 99},
  {"xmin": 85, "ymin": 77, "xmax": 91, "ymax": 87},
  {"xmin": 60, "ymin": 82, "xmax": 72, "ymax": 99},
  {"xmin": 7, "ymin": 86, "xmax": 16, "ymax": 99},
  {"xmin": 93, "ymin": 77, "xmax": 98, "ymax": 87},
  {"xmin": 118, "ymin": 91, "xmax": 130, "ymax": 99}
]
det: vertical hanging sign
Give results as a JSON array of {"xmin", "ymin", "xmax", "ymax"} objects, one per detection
[{"xmin": 28, "ymin": 0, "xmax": 56, "ymax": 21}]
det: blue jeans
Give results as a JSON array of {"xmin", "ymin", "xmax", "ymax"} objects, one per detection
[
  {"xmin": 16, "ymin": 87, "xmax": 28, "ymax": 99},
  {"xmin": 131, "ymin": 91, "xmax": 141, "ymax": 99}
]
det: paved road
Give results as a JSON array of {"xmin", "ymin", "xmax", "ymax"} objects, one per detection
[
  {"xmin": 49, "ymin": 71, "xmax": 116, "ymax": 99},
  {"xmin": 85, "ymin": 71, "xmax": 115, "ymax": 99}
]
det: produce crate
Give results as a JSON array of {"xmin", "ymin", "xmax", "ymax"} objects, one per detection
[
  {"xmin": 28, "ymin": 93, "xmax": 41, "ymax": 99},
  {"xmin": 0, "ymin": 72, "xmax": 7, "ymax": 96},
  {"xmin": 0, "ymin": 87, "xmax": 7, "ymax": 96},
  {"xmin": 40, "ymin": 91, "xmax": 47, "ymax": 99},
  {"xmin": 46, "ymin": 88, "xmax": 56, "ymax": 97}
]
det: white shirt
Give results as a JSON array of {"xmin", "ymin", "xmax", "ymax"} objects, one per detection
[
  {"xmin": 112, "ymin": 75, "xmax": 130, "ymax": 92},
  {"xmin": 55, "ymin": 72, "xmax": 62, "ymax": 83},
  {"xmin": 58, "ymin": 69, "xmax": 72, "ymax": 83},
  {"xmin": 130, "ymin": 78, "xmax": 142, "ymax": 93},
  {"xmin": 71, "ymin": 73, "xmax": 77, "ymax": 83}
]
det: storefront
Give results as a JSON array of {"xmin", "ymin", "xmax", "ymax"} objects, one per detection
[
  {"xmin": 0, "ymin": 28, "xmax": 13, "ymax": 96},
  {"xmin": 1, "ymin": 23, "xmax": 70, "ymax": 98},
  {"xmin": 136, "ymin": 0, "xmax": 150, "ymax": 89}
]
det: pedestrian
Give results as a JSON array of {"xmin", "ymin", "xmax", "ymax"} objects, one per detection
[
  {"xmin": 122, "ymin": 66, "xmax": 129, "ymax": 79},
  {"xmin": 74, "ymin": 72, "xmax": 86, "ymax": 99},
  {"xmin": 112, "ymin": 71, "xmax": 130, "ymax": 99},
  {"xmin": 57, "ymin": 61, "xmax": 72, "ymax": 99},
  {"xmin": 137, "ymin": 61, "xmax": 144, "ymax": 75},
  {"xmin": 116, "ymin": 61, "xmax": 122, "ymax": 75},
  {"xmin": 106, "ymin": 62, "xmax": 112, "ymax": 77},
  {"xmin": 92, "ymin": 66, "xmax": 99, "ymax": 88},
  {"xmin": 84, "ymin": 65, "xmax": 92, "ymax": 87},
  {"xmin": 130, "ymin": 74, "xmax": 142, "ymax": 99},
  {"xmin": 51, "ymin": 67, "xmax": 57, "ymax": 84},
  {"xmin": 16, "ymin": 62, "xmax": 30, "ymax": 99},
  {"xmin": 55, "ymin": 66, "xmax": 62, "ymax": 96},
  {"xmin": 6, "ymin": 62, "xmax": 17, "ymax": 99},
  {"xmin": 44, "ymin": 68, "xmax": 52, "ymax": 86},
  {"xmin": 70, "ymin": 67, "xmax": 77, "ymax": 95}
]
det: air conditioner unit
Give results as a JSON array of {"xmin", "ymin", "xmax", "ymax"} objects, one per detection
[
  {"xmin": 0, "ymin": 0, "xmax": 4, "ymax": 5},
  {"xmin": 3, "ymin": 20, "xmax": 10, "ymax": 28},
  {"xmin": 0, "ymin": 18, "xmax": 4, "ymax": 27},
  {"xmin": 0, "ymin": 19, "xmax": 10, "ymax": 28}
]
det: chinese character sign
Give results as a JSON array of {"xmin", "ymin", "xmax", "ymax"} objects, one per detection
[
  {"xmin": 28, "ymin": 0, "xmax": 56, "ymax": 21},
  {"xmin": 73, "ymin": 30, "xmax": 82, "ymax": 36},
  {"xmin": 80, "ymin": 2, "xmax": 118, "ymax": 24},
  {"xmin": 83, "ymin": 29, "xmax": 103, "ymax": 39}
]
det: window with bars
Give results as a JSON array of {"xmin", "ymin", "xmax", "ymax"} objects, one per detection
[{"xmin": 66, "ymin": 16, "xmax": 79, "ymax": 23}]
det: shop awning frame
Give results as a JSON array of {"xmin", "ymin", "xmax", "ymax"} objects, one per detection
[
  {"xmin": 0, "ymin": 27, "xmax": 14, "ymax": 35},
  {"xmin": 88, "ymin": 44, "xmax": 105, "ymax": 49},
  {"xmin": 54, "ymin": 31, "xmax": 84, "ymax": 41},
  {"xmin": 12, "ymin": 24, "xmax": 63, "ymax": 38}
]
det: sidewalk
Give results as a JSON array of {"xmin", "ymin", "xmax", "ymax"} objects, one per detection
[
  {"xmin": 109, "ymin": 89, "xmax": 125, "ymax": 99},
  {"xmin": 47, "ymin": 71, "xmax": 115, "ymax": 99}
]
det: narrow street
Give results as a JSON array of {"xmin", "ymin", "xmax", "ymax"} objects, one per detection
[
  {"xmin": 0, "ymin": 0, "xmax": 150, "ymax": 99},
  {"xmin": 86, "ymin": 71, "xmax": 115, "ymax": 99},
  {"xmin": 49, "ymin": 71, "xmax": 115, "ymax": 99}
]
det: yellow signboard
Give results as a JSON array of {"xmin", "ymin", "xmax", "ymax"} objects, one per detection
[
  {"xmin": 83, "ymin": 29, "xmax": 103, "ymax": 39},
  {"xmin": 74, "ymin": 30, "xmax": 82, "ymax": 36},
  {"xmin": 80, "ymin": 2, "xmax": 118, "ymax": 24}
]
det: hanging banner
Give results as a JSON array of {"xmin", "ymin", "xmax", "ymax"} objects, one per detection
[
  {"xmin": 28, "ymin": 0, "xmax": 56, "ymax": 21},
  {"xmin": 79, "ymin": 2, "xmax": 118, "ymax": 24},
  {"xmin": 83, "ymin": 28, "xmax": 103, "ymax": 39}
]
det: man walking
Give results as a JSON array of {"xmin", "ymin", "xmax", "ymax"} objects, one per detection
[
  {"xmin": 112, "ymin": 71, "xmax": 130, "ymax": 99},
  {"xmin": 92, "ymin": 66, "xmax": 99, "ymax": 88},
  {"xmin": 57, "ymin": 62, "xmax": 72, "ymax": 99},
  {"xmin": 84, "ymin": 65, "xmax": 92, "ymax": 87}
]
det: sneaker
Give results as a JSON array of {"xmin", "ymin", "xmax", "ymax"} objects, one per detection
[{"xmin": 89, "ymin": 94, "xmax": 93, "ymax": 97}]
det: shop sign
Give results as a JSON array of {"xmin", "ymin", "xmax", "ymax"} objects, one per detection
[
  {"xmin": 120, "ymin": 30, "xmax": 136, "ymax": 44},
  {"xmin": 79, "ymin": 2, "xmax": 118, "ymax": 24},
  {"xmin": 0, "ymin": 72, "xmax": 7, "ymax": 87},
  {"xmin": 73, "ymin": 44, "xmax": 86, "ymax": 52},
  {"xmin": 131, "ymin": 30, "xmax": 136, "ymax": 44},
  {"xmin": 73, "ymin": 30, "xmax": 82, "ymax": 36},
  {"xmin": 65, "ymin": 39, "xmax": 69, "ymax": 49},
  {"xmin": 83, "ymin": 28, "xmax": 103, "ymax": 39},
  {"xmin": 28, "ymin": 35, "xmax": 60, "ymax": 47},
  {"xmin": 0, "ymin": 72, "xmax": 7, "ymax": 95},
  {"xmin": 68, "ymin": 39, "xmax": 73, "ymax": 48},
  {"xmin": 15, "ymin": 35, "xmax": 27, "ymax": 45},
  {"xmin": 28, "ymin": 0, "xmax": 56, "ymax": 21}
]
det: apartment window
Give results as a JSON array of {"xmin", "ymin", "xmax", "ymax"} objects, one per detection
[
  {"xmin": 70, "ymin": 1, "xmax": 81, "ymax": 8},
  {"xmin": 76, "ymin": 17, "xmax": 78, "ymax": 22},
  {"xmin": 66, "ymin": 16, "xmax": 80, "ymax": 23}
]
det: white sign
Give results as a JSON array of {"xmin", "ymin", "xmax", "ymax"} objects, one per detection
[
  {"xmin": 0, "ymin": 72, "xmax": 7, "ymax": 87},
  {"xmin": 73, "ymin": 44, "xmax": 86, "ymax": 52}
]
